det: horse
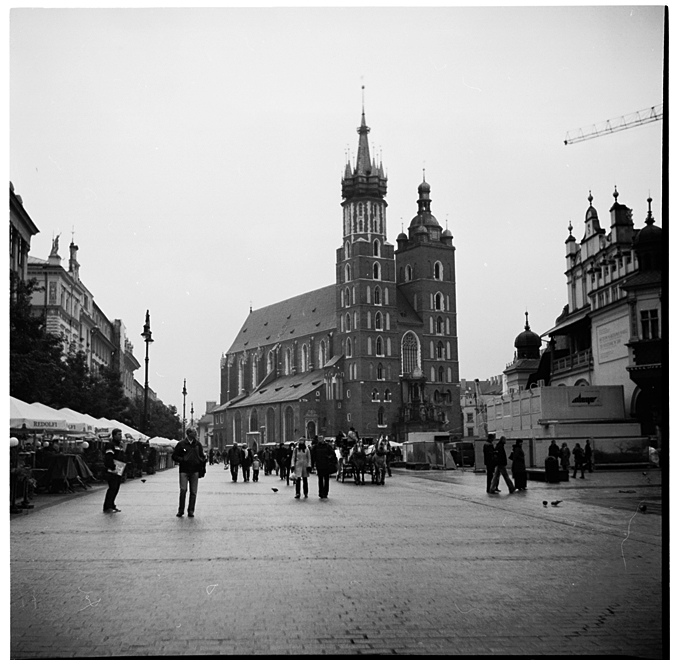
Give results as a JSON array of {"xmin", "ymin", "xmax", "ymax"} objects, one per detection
[{"xmin": 350, "ymin": 442, "xmax": 368, "ymax": 484}]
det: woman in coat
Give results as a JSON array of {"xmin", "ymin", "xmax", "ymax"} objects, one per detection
[
  {"xmin": 290, "ymin": 438, "xmax": 312, "ymax": 499},
  {"xmin": 510, "ymin": 439, "xmax": 527, "ymax": 491}
]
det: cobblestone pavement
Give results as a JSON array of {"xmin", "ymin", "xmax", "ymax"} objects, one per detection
[{"xmin": 10, "ymin": 464, "xmax": 665, "ymax": 657}]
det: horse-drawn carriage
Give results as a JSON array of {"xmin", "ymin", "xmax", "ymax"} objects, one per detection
[{"xmin": 336, "ymin": 439, "xmax": 388, "ymax": 485}]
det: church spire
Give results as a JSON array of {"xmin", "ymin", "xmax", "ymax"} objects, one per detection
[{"xmin": 355, "ymin": 91, "xmax": 372, "ymax": 176}]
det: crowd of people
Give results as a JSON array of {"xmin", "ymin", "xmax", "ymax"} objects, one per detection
[
  {"xmin": 158, "ymin": 429, "xmax": 397, "ymax": 517},
  {"xmin": 483, "ymin": 433, "xmax": 594, "ymax": 494}
]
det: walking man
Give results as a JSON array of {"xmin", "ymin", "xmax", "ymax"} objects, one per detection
[
  {"xmin": 483, "ymin": 433, "xmax": 497, "ymax": 494},
  {"xmin": 584, "ymin": 438, "xmax": 593, "ymax": 472},
  {"xmin": 172, "ymin": 428, "xmax": 206, "ymax": 518},
  {"xmin": 315, "ymin": 437, "xmax": 337, "ymax": 499},
  {"xmin": 489, "ymin": 436, "xmax": 516, "ymax": 494},
  {"xmin": 103, "ymin": 428, "xmax": 126, "ymax": 513},
  {"xmin": 227, "ymin": 442, "xmax": 242, "ymax": 482}
]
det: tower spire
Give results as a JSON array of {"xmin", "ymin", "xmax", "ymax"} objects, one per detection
[{"xmin": 356, "ymin": 85, "xmax": 372, "ymax": 176}]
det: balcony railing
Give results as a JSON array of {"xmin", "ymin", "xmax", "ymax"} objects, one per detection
[{"xmin": 553, "ymin": 348, "xmax": 592, "ymax": 374}]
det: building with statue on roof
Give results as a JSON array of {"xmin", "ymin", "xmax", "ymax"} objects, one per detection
[
  {"xmin": 211, "ymin": 107, "xmax": 462, "ymax": 449},
  {"xmin": 478, "ymin": 188, "xmax": 665, "ymax": 469}
]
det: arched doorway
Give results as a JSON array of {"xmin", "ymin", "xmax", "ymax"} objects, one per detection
[{"xmin": 306, "ymin": 420, "xmax": 316, "ymax": 439}]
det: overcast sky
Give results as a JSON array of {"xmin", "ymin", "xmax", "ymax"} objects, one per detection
[{"xmin": 9, "ymin": 5, "xmax": 665, "ymax": 421}]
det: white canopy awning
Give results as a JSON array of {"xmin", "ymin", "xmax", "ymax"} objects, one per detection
[{"xmin": 10, "ymin": 397, "xmax": 69, "ymax": 432}]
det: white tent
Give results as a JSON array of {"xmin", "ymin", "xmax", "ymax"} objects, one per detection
[
  {"xmin": 10, "ymin": 397, "xmax": 69, "ymax": 432},
  {"xmin": 58, "ymin": 407, "xmax": 96, "ymax": 434}
]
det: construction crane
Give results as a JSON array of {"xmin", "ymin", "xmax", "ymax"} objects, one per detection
[{"xmin": 564, "ymin": 104, "xmax": 663, "ymax": 145}]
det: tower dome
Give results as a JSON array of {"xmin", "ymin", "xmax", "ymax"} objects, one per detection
[{"xmin": 514, "ymin": 312, "xmax": 541, "ymax": 360}]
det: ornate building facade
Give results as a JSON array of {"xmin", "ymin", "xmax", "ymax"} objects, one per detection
[
  {"xmin": 212, "ymin": 109, "xmax": 462, "ymax": 448},
  {"xmin": 541, "ymin": 189, "xmax": 665, "ymax": 441}
]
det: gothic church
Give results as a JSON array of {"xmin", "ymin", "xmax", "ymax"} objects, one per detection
[{"xmin": 212, "ymin": 109, "xmax": 462, "ymax": 447}]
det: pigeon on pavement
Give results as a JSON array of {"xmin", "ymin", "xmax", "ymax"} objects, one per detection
[
  {"xmin": 542, "ymin": 501, "xmax": 548, "ymax": 507},
  {"xmin": 271, "ymin": 488, "xmax": 278, "ymax": 493},
  {"xmin": 550, "ymin": 500, "xmax": 562, "ymax": 507}
]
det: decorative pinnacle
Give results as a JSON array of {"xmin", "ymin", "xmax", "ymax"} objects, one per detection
[
  {"xmin": 525, "ymin": 311, "xmax": 530, "ymax": 331},
  {"xmin": 568, "ymin": 221, "xmax": 573, "ymax": 236},
  {"xmin": 613, "ymin": 185, "xmax": 619, "ymax": 201},
  {"xmin": 588, "ymin": 190, "xmax": 593, "ymax": 206}
]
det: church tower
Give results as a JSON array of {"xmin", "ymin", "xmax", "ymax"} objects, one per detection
[{"xmin": 336, "ymin": 105, "xmax": 399, "ymax": 435}]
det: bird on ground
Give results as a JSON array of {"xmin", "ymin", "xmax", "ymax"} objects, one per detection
[
  {"xmin": 271, "ymin": 488, "xmax": 278, "ymax": 493},
  {"xmin": 551, "ymin": 500, "xmax": 562, "ymax": 507},
  {"xmin": 141, "ymin": 479, "xmax": 146, "ymax": 483},
  {"xmin": 642, "ymin": 472, "xmax": 648, "ymax": 476},
  {"xmin": 639, "ymin": 504, "xmax": 647, "ymax": 513},
  {"xmin": 542, "ymin": 501, "xmax": 548, "ymax": 507}
]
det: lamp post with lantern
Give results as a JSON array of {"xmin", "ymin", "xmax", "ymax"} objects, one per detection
[
  {"xmin": 141, "ymin": 310, "xmax": 153, "ymax": 436},
  {"xmin": 182, "ymin": 379, "xmax": 187, "ymax": 439}
]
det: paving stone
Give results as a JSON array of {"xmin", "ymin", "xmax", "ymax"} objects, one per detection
[{"xmin": 10, "ymin": 464, "xmax": 664, "ymax": 657}]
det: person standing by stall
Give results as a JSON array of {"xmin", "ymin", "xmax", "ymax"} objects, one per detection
[{"xmin": 103, "ymin": 429, "xmax": 126, "ymax": 513}]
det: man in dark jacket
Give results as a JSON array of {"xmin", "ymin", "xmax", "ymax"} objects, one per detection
[
  {"xmin": 241, "ymin": 445, "xmax": 253, "ymax": 482},
  {"xmin": 275, "ymin": 442, "xmax": 289, "ymax": 483},
  {"xmin": 483, "ymin": 434, "xmax": 497, "ymax": 493},
  {"xmin": 103, "ymin": 429, "xmax": 127, "ymax": 513},
  {"xmin": 172, "ymin": 428, "xmax": 206, "ymax": 517},
  {"xmin": 315, "ymin": 438, "xmax": 337, "ymax": 499},
  {"xmin": 489, "ymin": 436, "xmax": 516, "ymax": 494},
  {"xmin": 226, "ymin": 443, "xmax": 242, "ymax": 482}
]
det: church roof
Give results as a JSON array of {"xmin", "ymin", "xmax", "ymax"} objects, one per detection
[
  {"xmin": 227, "ymin": 369, "xmax": 327, "ymax": 409},
  {"xmin": 226, "ymin": 284, "xmax": 337, "ymax": 355},
  {"xmin": 395, "ymin": 288, "xmax": 422, "ymax": 326}
]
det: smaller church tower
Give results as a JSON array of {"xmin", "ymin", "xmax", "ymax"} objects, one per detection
[{"xmin": 504, "ymin": 313, "xmax": 542, "ymax": 393}]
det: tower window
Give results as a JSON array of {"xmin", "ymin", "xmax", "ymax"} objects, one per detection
[
  {"xmin": 374, "ymin": 286, "xmax": 382, "ymax": 305},
  {"xmin": 434, "ymin": 261, "xmax": 443, "ymax": 281},
  {"xmin": 373, "ymin": 262, "xmax": 381, "ymax": 280},
  {"xmin": 401, "ymin": 331, "xmax": 420, "ymax": 375},
  {"xmin": 345, "ymin": 264, "xmax": 351, "ymax": 283},
  {"xmin": 434, "ymin": 292, "xmax": 443, "ymax": 311},
  {"xmin": 375, "ymin": 312, "xmax": 383, "ymax": 330},
  {"xmin": 377, "ymin": 362, "xmax": 385, "ymax": 381},
  {"xmin": 346, "ymin": 337, "xmax": 353, "ymax": 357},
  {"xmin": 436, "ymin": 316, "xmax": 444, "ymax": 334},
  {"xmin": 405, "ymin": 265, "xmax": 412, "ymax": 282},
  {"xmin": 345, "ymin": 287, "xmax": 350, "ymax": 307},
  {"xmin": 376, "ymin": 336, "xmax": 384, "ymax": 356},
  {"xmin": 373, "ymin": 240, "xmax": 380, "ymax": 257}
]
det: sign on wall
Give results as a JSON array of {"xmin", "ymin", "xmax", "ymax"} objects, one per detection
[{"xmin": 596, "ymin": 317, "xmax": 629, "ymax": 364}]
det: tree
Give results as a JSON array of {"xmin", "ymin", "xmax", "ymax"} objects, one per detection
[{"xmin": 10, "ymin": 274, "xmax": 68, "ymax": 404}]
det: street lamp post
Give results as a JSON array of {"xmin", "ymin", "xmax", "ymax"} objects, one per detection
[
  {"xmin": 182, "ymin": 379, "xmax": 187, "ymax": 439},
  {"xmin": 141, "ymin": 310, "xmax": 153, "ymax": 436}
]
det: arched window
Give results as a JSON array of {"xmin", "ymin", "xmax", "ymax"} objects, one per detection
[
  {"xmin": 367, "ymin": 337, "xmax": 372, "ymax": 355},
  {"xmin": 377, "ymin": 407, "xmax": 385, "ymax": 426},
  {"xmin": 375, "ymin": 311, "xmax": 383, "ymax": 330},
  {"xmin": 346, "ymin": 313, "xmax": 351, "ymax": 332},
  {"xmin": 352, "ymin": 286, "xmax": 356, "ymax": 304},
  {"xmin": 372, "ymin": 388, "xmax": 380, "ymax": 401},
  {"xmin": 345, "ymin": 241, "xmax": 351, "ymax": 259},
  {"xmin": 346, "ymin": 337, "xmax": 353, "ymax": 357},
  {"xmin": 405, "ymin": 265, "xmax": 412, "ymax": 281},
  {"xmin": 386, "ymin": 337, "xmax": 392, "ymax": 355},
  {"xmin": 266, "ymin": 408, "xmax": 276, "ymax": 443},
  {"xmin": 373, "ymin": 261, "xmax": 381, "ymax": 280},
  {"xmin": 436, "ymin": 316, "xmax": 444, "ymax": 334},
  {"xmin": 284, "ymin": 406, "xmax": 294, "ymax": 443},
  {"xmin": 438, "ymin": 366, "xmax": 444, "ymax": 382},
  {"xmin": 301, "ymin": 344, "xmax": 309, "ymax": 372},
  {"xmin": 340, "ymin": 289, "xmax": 344, "ymax": 307},
  {"xmin": 434, "ymin": 292, "xmax": 443, "ymax": 311},
  {"xmin": 434, "ymin": 390, "xmax": 441, "ymax": 403},
  {"xmin": 447, "ymin": 367, "xmax": 452, "ymax": 382},
  {"xmin": 238, "ymin": 359, "xmax": 245, "ymax": 393},
  {"xmin": 376, "ymin": 336, "xmax": 384, "ymax": 356},
  {"xmin": 373, "ymin": 240, "xmax": 380, "ymax": 256},
  {"xmin": 285, "ymin": 348, "xmax": 291, "ymax": 375},
  {"xmin": 267, "ymin": 350, "xmax": 275, "ymax": 374},
  {"xmin": 434, "ymin": 261, "xmax": 443, "ymax": 280},
  {"xmin": 340, "ymin": 315, "xmax": 345, "ymax": 332},
  {"xmin": 345, "ymin": 264, "xmax": 351, "ymax": 283},
  {"xmin": 374, "ymin": 286, "xmax": 382, "ymax": 305},
  {"xmin": 384, "ymin": 389, "xmax": 392, "ymax": 402},
  {"xmin": 401, "ymin": 332, "xmax": 420, "ymax": 375},
  {"xmin": 345, "ymin": 287, "xmax": 350, "ymax": 307},
  {"xmin": 384, "ymin": 288, "xmax": 389, "ymax": 305},
  {"xmin": 250, "ymin": 408, "xmax": 259, "ymax": 432},
  {"xmin": 234, "ymin": 411, "xmax": 242, "ymax": 445},
  {"xmin": 437, "ymin": 341, "xmax": 444, "ymax": 360},
  {"xmin": 318, "ymin": 340, "xmax": 326, "ymax": 368},
  {"xmin": 377, "ymin": 362, "xmax": 384, "ymax": 380},
  {"xmin": 251, "ymin": 357, "xmax": 258, "ymax": 388}
]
